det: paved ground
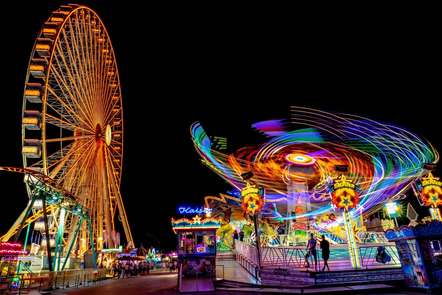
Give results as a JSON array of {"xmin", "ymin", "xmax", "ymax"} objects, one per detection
[
  {"xmin": 30, "ymin": 273, "xmax": 179, "ymax": 295},
  {"xmin": 28, "ymin": 272, "xmax": 442, "ymax": 295},
  {"xmin": 26, "ymin": 257, "xmax": 442, "ymax": 294}
]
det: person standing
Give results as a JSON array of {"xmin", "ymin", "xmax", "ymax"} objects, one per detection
[
  {"xmin": 320, "ymin": 235, "xmax": 330, "ymax": 271},
  {"xmin": 305, "ymin": 233, "xmax": 317, "ymax": 270},
  {"xmin": 233, "ymin": 230, "xmax": 239, "ymax": 240},
  {"xmin": 239, "ymin": 229, "xmax": 244, "ymax": 241}
]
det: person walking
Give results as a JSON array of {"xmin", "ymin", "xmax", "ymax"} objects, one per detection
[
  {"xmin": 305, "ymin": 233, "xmax": 317, "ymax": 270},
  {"xmin": 320, "ymin": 235, "xmax": 330, "ymax": 271}
]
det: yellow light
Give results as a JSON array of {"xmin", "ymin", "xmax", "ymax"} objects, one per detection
[
  {"xmin": 35, "ymin": 44, "xmax": 50, "ymax": 50},
  {"xmin": 25, "ymin": 90, "xmax": 40, "ymax": 96},
  {"xmin": 30, "ymin": 65, "xmax": 45, "ymax": 71},
  {"xmin": 22, "ymin": 118, "xmax": 39, "ymax": 125},
  {"xmin": 105, "ymin": 125, "xmax": 112, "ymax": 146},
  {"xmin": 43, "ymin": 28, "xmax": 57, "ymax": 34},
  {"xmin": 22, "ymin": 146, "xmax": 39, "ymax": 153},
  {"xmin": 51, "ymin": 17, "xmax": 64, "ymax": 22}
]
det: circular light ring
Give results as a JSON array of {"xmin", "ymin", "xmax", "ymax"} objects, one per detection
[
  {"xmin": 284, "ymin": 153, "xmax": 316, "ymax": 166},
  {"xmin": 105, "ymin": 125, "xmax": 112, "ymax": 146}
]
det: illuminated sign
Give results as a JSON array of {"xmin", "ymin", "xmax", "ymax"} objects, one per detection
[
  {"xmin": 418, "ymin": 172, "xmax": 442, "ymax": 207},
  {"xmin": 171, "ymin": 217, "xmax": 221, "ymax": 234},
  {"xmin": 196, "ymin": 246, "xmax": 207, "ymax": 253},
  {"xmin": 330, "ymin": 175, "xmax": 361, "ymax": 211},
  {"xmin": 240, "ymin": 183, "xmax": 264, "ymax": 215},
  {"xmin": 178, "ymin": 206, "xmax": 212, "ymax": 215},
  {"xmin": 0, "ymin": 242, "xmax": 27, "ymax": 256}
]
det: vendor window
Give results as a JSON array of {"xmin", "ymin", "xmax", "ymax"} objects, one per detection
[{"xmin": 179, "ymin": 232, "xmax": 195, "ymax": 254}]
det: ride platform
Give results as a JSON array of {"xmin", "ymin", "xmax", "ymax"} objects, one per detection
[{"xmin": 259, "ymin": 264, "xmax": 403, "ymax": 287}]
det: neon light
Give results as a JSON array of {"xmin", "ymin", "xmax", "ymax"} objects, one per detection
[
  {"xmin": 343, "ymin": 210, "xmax": 361, "ymax": 268},
  {"xmin": 178, "ymin": 206, "xmax": 212, "ymax": 215},
  {"xmin": 430, "ymin": 207, "xmax": 442, "ymax": 221},
  {"xmin": 285, "ymin": 153, "xmax": 316, "ymax": 166},
  {"xmin": 241, "ymin": 183, "xmax": 264, "ymax": 215},
  {"xmin": 330, "ymin": 175, "xmax": 361, "ymax": 211},
  {"xmin": 171, "ymin": 217, "xmax": 221, "ymax": 234},
  {"xmin": 196, "ymin": 246, "xmax": 207, "ymax": 253},
  {"xmin": 101, "ymin": 248, "xmax": 122, "ymax": 253},
  {"xmin": 418, "ymin": 172, "xmax": 442, "ymax": 207},
  {"xmin": 191, "ymin": 107, "xmax": 438, "ymax": 220}
]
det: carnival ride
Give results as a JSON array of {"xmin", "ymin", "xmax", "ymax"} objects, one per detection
[
  {"xmin": 0, "ymin": 4, "xmax": 133, "ymax": 270},
  {"xmin": 191, "ymin": 106, "xmax": 439, "ymax": 250}
]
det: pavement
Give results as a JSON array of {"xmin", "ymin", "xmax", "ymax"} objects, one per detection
[
  {"xmin": 25, "ymin": 258, "xmax": 442, "ymax": 294},
  {"xmin": 27, "ymin": 273, "xmax": 442, "ymax": 295}
]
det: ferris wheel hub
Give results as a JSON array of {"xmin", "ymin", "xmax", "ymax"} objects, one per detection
[
  {"xmin": 105, "ymin": 125, "xmax": 112, "ymax": 146},
  {"xmin": 95, "ymin": 123, "xmax": 102, "ymax": 140}
]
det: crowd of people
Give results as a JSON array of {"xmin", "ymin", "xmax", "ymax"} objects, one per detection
[
  {"xmin": 109, "ymin": 259, "xmax": 179, "ymax": 279},
  {"xmin": 111, "ymin": 261, "xmax": 151, "ymax": 278}
]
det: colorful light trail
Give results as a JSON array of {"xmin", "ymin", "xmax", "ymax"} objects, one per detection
[{"xmin": 191, "ymin": 107, "xmax": 439, "ymax": 222}]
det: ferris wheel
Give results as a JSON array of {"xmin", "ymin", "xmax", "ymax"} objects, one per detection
[{"xmin": 19, "ymin": 4, "xmax": 133, "ymax": 255}]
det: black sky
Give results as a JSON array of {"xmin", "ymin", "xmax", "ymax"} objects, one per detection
[{"xmin": 0, "ymin": 2, "xmax": 439, "ymax": 251}]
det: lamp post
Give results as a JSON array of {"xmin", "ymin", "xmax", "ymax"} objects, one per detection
[
  {"xmin": 240, "ymin": 172, "xmax": 264, "ymax": 269},
  {"xmin": 330, "ymin": 166, "xmax": 362, "ymax": 269},
  {"xmin": 385, "ymin": 201, "xmax": 399, "ymax": 227}
]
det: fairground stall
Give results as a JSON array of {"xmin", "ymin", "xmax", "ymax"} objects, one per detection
[
  {"xmin": 171, "ymin": 214, "xmax": 221, "ymax": 292},
  {"xmin": 0, "ymin": 242, "xmax": 27, "ymax": 294},
  {"xmin": 386, "ymin": 221, "xmax": 442, "ymax": 291}
]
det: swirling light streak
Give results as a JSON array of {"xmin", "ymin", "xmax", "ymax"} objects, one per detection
[{"xmin": 191, "ymin": 107, "xmax": 438, "ymax": 221}]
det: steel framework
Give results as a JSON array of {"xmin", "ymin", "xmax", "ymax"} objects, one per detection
[{"xmin": 18, "ymin": 4, "xmax": 133, "ymax": 259}]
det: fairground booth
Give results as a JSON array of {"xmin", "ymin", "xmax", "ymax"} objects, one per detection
[
  {"xmin": 171, "ymin": 209, "xmax": 221, "ymax": 292},
  {"xmin": 0, "ymin": 242, "xmax": 27, "ymax": 293},
  {"xmin": 386, "ymin": 220, "xmax": 442, "ymax": 291}
]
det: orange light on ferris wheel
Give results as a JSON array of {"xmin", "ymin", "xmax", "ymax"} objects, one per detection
[{"xmin": 284, "ymin": 153, "xmax": 316, "ymax": 166}]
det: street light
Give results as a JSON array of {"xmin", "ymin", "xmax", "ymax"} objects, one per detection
[{"xmin": 385, "ymin": 201, "xmax": 399, "ymax": 227}]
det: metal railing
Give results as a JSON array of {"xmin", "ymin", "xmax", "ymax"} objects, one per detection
[
  {"xmin": 359, "ymin": 243, "xmax": 401, "ymax": 268},
  {"xmin": 235, "ymin": 240, "xmax": 401, "ymax": 269},
  {"xmin": 5, "ymin": 268, "xmax": 108, "ymax": 293},
  {"xmin": 260, "ymin": 245, "xmax": 318, "ymax": 268}
]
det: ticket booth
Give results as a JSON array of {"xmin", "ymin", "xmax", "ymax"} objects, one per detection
[
  {"xmin": 385, "ymin": 220, "xmax": 442, "ymax": 291},
  {"xmin": 171, "ymin": 215, "xmax": 221, "ymax": 293}
]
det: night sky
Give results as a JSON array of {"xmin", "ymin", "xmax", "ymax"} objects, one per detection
[{"xmin": 0, "ymin": 2, "xmax": 439, "ymax": 251}]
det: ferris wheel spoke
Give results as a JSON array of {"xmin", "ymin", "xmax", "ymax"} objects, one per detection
[
  {"xmin": 52, "ymin": 141, "xmax": 97, "ymax": 192},
  {"xmin": 45, "ymin": 135, "xmax": 93, "ymax": 143},
  {"xmin": 105, "ymin": 147, "xmax": 122, "ymax": 181},
  {"xmin": 45, "ymin": 113, "xmax": 92, "ymax": 134},
  {"xmin": 45, "ymin": 137, "xmax": 94, "ymax": 178},
  {"xmin": 46, "ymin": 84, "xmax": 94, "ymax": 132},
  {"xmin": 64, "ymin": 18, "xmax": 96, "ymax": 118},
  {"xmin": 51, "ymin": 44, "xmax": 94, "ymax": 128}
]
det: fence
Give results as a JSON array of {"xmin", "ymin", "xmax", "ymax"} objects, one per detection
[
  {"xmin": 235, "ymin": 240, "xmax": 401, "ymax": 270},
  {"xmin": 6, "ymin": 268, "xmax": 108, "ymax": 294}
]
